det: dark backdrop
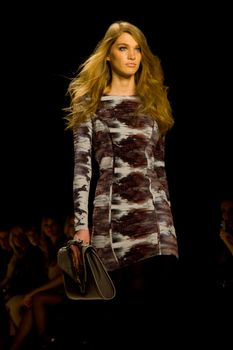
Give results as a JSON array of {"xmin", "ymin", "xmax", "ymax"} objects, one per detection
[{"xmin": 1, "ymin": 3, "xmax": 232, "ymax": 266}]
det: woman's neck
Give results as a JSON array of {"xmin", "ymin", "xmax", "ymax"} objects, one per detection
[{"xmin": 105, "ymin": 76, "xmax": 136, "ymax": 96}]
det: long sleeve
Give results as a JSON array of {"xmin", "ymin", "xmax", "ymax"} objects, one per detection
[
  {"xmin": 153, "ymin": 132, "xmax": 170, "ymax": 201},
  {"xmin": 73, "ymin": 120, "xmax": 93, "ymax": 231}
]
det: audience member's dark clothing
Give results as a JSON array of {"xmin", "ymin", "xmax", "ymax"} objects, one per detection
[
  {"xmin": 0, "ymin": 248, "xmax": 13, "ymax": 282},
  {"xmin": 6, "ymin": 246, "xmax": 47, "ymax": 299}
]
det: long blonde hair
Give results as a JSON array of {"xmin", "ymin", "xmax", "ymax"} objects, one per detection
[{"xmin": 65, "ymin": 21, "xmax": 174, "ymax": 134}]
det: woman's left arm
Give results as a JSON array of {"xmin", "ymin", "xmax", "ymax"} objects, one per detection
[{"xmin": 153, "ymin": 133, "xmax": 170, "ymax": 201}]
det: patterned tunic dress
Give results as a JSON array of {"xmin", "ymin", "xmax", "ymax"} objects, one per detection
[{"xmin": 73, "ymin": 96, "xmax": 179, "ymax": 271}]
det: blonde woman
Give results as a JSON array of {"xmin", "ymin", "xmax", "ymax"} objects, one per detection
[
  {"xmin": 65, "ymin": 21, "xmax": 180, "ymax": 347},
  {"xmin": 9, "ymin": 215, "xmax": 67, "ymax": 350}
]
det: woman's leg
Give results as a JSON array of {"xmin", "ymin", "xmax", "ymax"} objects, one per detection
[
  {"xmin": 5, "ymin": 295, "xmax": 25, "ymax": 329},
  {"xmin": 32, "ymin": 292, "xmax": 64, "ymax": 337},
  {"xmin": 9, "ymin": 308, "xmax": 33, "ymax": 350}
]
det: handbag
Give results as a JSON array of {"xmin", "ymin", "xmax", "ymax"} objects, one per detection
[{"xmin": 57, "ymin": 239, "xmax": 116, "ymax": 300}]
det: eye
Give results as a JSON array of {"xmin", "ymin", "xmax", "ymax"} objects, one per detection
[
  {"xmin": 135, "ymin": 47, "xmax": 141, "ymax": 52},
  {"xmin": 119, "ymin": 46, "xmax": 127, "ymax": 51}
]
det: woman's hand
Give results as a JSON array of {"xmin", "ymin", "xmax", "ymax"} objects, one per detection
[
  {"xmin": 23, "ymin": 292, "xmax": 34, "ymax": 308},
  {"xmin": 23, "ymin": 288, "xmax": 39, "ymax": 307},
  {"xmin": 74, "ymin": 229, "xmax": 90, "ymax": 245}
]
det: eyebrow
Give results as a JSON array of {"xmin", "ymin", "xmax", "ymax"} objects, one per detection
[{"xmin": 116, "ymin": 42, "xmax": 140, "ymax": 47}]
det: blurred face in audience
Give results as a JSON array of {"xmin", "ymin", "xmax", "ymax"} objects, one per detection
[
  {"xmin": 0, "ymin": 230, "xmax": 11, "ymax": 250},
  {"xmin": 10, "ymin": 225, "xmax": 28, "ymax": 248},
  {"xmin": 221, "ymin": 200, "xmax": 233, "ymax": 231},
  {"xmin": 25, "ymin": 227, "xmax": 40, "ymax": 246},
  {"xmin": 41, "ymin": 217, "xmax": 60, "ymax": 239}
]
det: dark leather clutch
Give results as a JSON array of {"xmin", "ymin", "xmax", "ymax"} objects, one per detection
[{"xmin": 57, "ymin": 239, "xmax": 116, "ymax": 300}]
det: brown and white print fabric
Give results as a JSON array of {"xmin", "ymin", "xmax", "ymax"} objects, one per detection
[{"xmin": 73, "ymin": 96, "xmax": 178, "ymax": 271}]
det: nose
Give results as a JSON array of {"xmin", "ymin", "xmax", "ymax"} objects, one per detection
[{"xmin": 128, "ymin": 49, "xmax": 136, "ymax": 60}]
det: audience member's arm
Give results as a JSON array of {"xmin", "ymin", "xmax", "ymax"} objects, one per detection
[
  {"xmin": 23, "ymin": 273, "xmax": 64, "ymax": 307},
  {"xmin": 220, "ymin": 228, "xmax": 233, "ymax": 254}
]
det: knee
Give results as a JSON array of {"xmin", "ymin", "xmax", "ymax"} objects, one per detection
[{"xmin": 31, "ymin": 293, "xmax": 44, "ymax": 309}]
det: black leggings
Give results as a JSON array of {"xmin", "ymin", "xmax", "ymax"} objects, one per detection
[{"xmin": 89, "ymin": 255, "xmax": 182, "ymax": 348}]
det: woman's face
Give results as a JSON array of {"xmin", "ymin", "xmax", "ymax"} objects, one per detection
[
  {"xmin": 10, "ymin": 226, "xmax": 27, "ymax": 248},
  {"xmin": 107, "ymin": 32, "xmax": 141, "ymax": 78},
  {"xmin": 42, "ymin": 218, "xmax": 60, "ymax": 238},
  {"xmin": 25, "ymin": 227, "xmax": 40, "ymax": 246}
]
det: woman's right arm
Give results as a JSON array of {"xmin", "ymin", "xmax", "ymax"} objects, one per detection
[
  {"xmin": 23, "ymin": 274, "xmax": 64, "ymax": 307},
  {"xmin": 74, "ymin": 229, "xmax": 90, "ymax": 244},
  {"xmin": 73, "ymin": 120, "xmax": 93, "ymax": 243}
]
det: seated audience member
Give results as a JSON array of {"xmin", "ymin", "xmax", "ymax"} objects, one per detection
[
  {"xmin": 63, "ymin": 213, "xmax": 75, "ymax": 240},
  {"xmin": 0, "ymin": 227, "xmax": 13, "ymax": 284},
  {"xmin": 25, "ymin": 223, "xmax": 42, "ymax": 248},
  {"xmin": 9, "ymin": 214, "xmax": 68, "ymax": 350},
  {"xmin": 215, "ymin": 198, "xmax": 233, "ymax": 287},
  {"xmin": 0, "ymin": 226, "xmax": 13, "ymax": 349},
  {"xmin": 3, "ymin": 224, "xmax": 47, "ymax": 341}
]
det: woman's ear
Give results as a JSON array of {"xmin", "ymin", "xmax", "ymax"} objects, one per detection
[{"xmin": 106, "ymin": 56, "xmax": 110, "ymax": 61}]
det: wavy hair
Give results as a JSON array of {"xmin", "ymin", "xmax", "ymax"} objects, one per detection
[{"xmin": 65, "ymin": 21, "xmax": 174, "ymax": 134}]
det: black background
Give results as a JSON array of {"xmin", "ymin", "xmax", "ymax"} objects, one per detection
[{"xmin": 1, "ymin": 3, "xmax": 232, "ymax": 262}]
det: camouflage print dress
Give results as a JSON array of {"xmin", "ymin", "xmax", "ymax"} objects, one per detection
[{"xmin": 73, "ymin": 96, "xmax": 179, "ymax": 271}]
